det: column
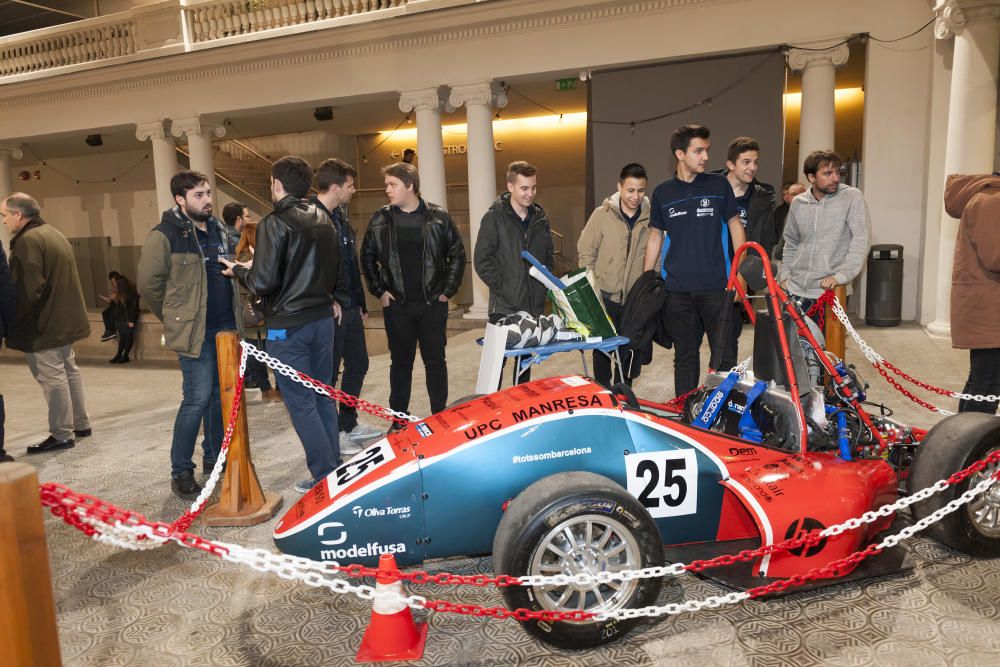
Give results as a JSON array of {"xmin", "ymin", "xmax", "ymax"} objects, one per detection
[
  {"xmin": 135, "ymin": 121, "xmax": 177, "ymax": 213},
  {"xmin": 449, "ymin": 81, "xmax": 507, "ymax": 320},
  {"xmin": 398, "ymin": 87, "xmax": 451, "ymax": 210},
  {"xmin": 787, "ymin": 43, "xmax": 850, "ymax": 176},
  {"xmin": 171, "ymin": 116, "xmax": 226, "ymax": 195},
  {"xmin": 927, "ymin": 0, "xmax": 1000, "ymax": 337},
  {"xmin": 0, "ymin": 144, "xmax": 23, "ymax": 249}
]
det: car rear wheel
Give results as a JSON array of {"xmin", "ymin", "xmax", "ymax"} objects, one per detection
[
  {"xmin": 493, "ymin": 472, "xmax": 663, "ymax": 649},
  {"xmin": 909, "ymin": 412, "xmax": 1000, "ymax": 557}
]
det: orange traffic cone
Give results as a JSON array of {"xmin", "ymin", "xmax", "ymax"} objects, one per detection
[{"xmin": 355, "ymin": 553, "xmax": 428, "ymax": 663}]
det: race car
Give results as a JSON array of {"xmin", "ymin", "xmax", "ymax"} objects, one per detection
[{"xmin": 272, "ymin": 243, "xmax": 1000, "ymax": 649}]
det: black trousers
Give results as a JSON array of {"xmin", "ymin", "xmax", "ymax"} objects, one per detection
[
  {"xmin": 0, "ymin": 393, "xmax": 6, "ymax": 454},
  {"xmin": 593, "ymin": 297, "xmax": 636, "ymax": 388},
  {"xmin": 384, "ymin": 299, "xmax": 448, "ymax": 414},
  {"xmin": 115, "ymin": 325, "xmax": 135, "ymax": 360},
  {"xmin": 245, "ymin": 335, "xmax": 273, "ymax": 391},
  {"xmin": 332, "ymin": 305, "xmax": 370, "ymax": 432},
  {"xmin": 665, "ymin": 290, "xmax": 732, "ymax": 396},
  {"xmin": 959, "ymin": 348, "xmax": 1000, "ymax": 414},
  {"xmin": 102, "ymin": 305, "xmax": 115, "ymax": 333}
]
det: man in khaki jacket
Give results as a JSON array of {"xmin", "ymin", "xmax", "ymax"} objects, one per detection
[
  {"xmin": 945, "ymin": 173, "xmax": 1000, "ymax": 414},
  {"xmin": 138, "ymin": 171, "xmax": 237, "ymax": 499},
  {"xmin": 3, "ymin": 192, "xmax": 92, "ymax": 453},
  {"xmin": 578, "ymin": 163, "xmax": 650, "ymax": 387}
]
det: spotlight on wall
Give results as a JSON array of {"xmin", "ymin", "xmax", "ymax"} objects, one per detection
[
  {"xmin": 85, "ymin": 134, "xmax": 103, "ymax": 147},
  {"xmin": 313, "ymin": 106, "xmax": 334, "ymax": 122}
]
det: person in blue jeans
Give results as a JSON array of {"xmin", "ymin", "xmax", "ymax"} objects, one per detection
[
  {"xmin": 222, "ymin": 156, "xmax": 341, "ymax": 493},
  {"xmin": 138, "ymin": 171, "xmax": 238, "ymax": 499}
]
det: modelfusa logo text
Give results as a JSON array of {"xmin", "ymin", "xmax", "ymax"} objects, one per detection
[{"xmin": 317, "ymin": 521, "xmax": 406, "ymax": 560}]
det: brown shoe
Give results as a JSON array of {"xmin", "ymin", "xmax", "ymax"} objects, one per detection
[{"xmin": 262, "ymin": 389, "xmax": 283, "ymax": 402}]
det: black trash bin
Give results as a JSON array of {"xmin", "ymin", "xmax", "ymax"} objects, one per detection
[{"xmin": 865, "ymin": 244, "xmax": 903, "ymax": 326}]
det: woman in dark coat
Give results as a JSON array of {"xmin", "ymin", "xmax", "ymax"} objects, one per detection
[{"xmin": 110, "ymin": 275, "xmax": 140, "ymax": 363}]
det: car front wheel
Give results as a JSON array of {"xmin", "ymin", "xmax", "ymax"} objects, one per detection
[{"xmin": 493, "ymin": 472, "xmax": 664, "ymax": 648}]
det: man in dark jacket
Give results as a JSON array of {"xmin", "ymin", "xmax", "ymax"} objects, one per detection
[
  {"xmin": 474, "ymin": 161, "xmax": 554, "ymax": 385},
  {"xmin": 0, "ymin": 241, "xmax": 15, "ymax": 462},
  {"xmin": 361, "ymin": 162, "xmax": 465, "ymax": 420},
  {"xmin": 718, "ymin": 137, "xmax": 776, "ymax": 370},
  {"xmin": 138, "ymin": 171, "xmax": 237, "ymax": 499},
  {"xmin": 223, "ymin": 156, "xmax": 341, "ymax": 493},
  {"xmin": 3, "ymin": 192, "xmax": 92, "ymax": 455},
  {"xmin": 311, "ymin": 157, "xmax": 381, "ymax": 448}
]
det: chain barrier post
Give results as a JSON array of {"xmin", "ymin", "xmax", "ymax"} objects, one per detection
[
  {"xmin": 1, "ymin": 463, "xmax": 63, "ymax": 666},
  {"xmin": 202, "ymin": 331, "xmax": 283, "ymax": 526},
  {"xmin": 825, "ymin": 285, "xmax": 847, "ymax": 361}
]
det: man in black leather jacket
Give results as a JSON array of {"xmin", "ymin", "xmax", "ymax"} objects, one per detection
[
  {"xmin": 361, "ymin": 162, "xmax": 465, "ymax": 419},
  {"xmin": 222, "ymin": 156, "xmax": 341, "ymax": 493}
]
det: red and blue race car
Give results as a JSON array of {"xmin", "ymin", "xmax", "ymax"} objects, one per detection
[{"xmin": 272, "ymin": 243, "xmax": 1000, "ymax": 648}]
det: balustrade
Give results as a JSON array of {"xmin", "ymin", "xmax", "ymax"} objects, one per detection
[
  {"xmin": 185, "ymin": 0, "xmax": 406, "ymax": 43},
  {"xmin": 0, "ymin": 20, "xmax": 135, "ymax": 77}
]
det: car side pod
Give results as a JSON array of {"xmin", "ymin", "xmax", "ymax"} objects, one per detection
[{"xmin": 356, "ymin": 553, "xmax": 428, "ymax": 663}]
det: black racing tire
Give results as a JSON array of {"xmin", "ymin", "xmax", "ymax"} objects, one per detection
[
  {"xmin": 446, "ymin": 394, "xmax": 485, "ymax": 409},
  {"xmin": 493, "ymin": 472, "xmax": 664, "ymax": 649},
  {"xmin": 909, "ymin": 412, "xmax": 1000, "ymax": 557}
]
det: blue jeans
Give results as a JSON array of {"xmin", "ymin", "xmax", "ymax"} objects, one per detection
[
  {"xmin": 171, "ymin": 329, "xmax": 224, "ymax": 476},
  {"xmin": 269, "ymin": 318, "xmax": 340, "ymax": 480}
]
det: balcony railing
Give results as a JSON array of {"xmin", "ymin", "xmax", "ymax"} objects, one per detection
[
  {"xmin": 186, "ymin": 0, "xmax": 406, "ymax": 44},
  {"xmin": 0, "ymin": 17, "xmax": 137, "ymax": 78},
  {"xmin": 0, "ymin": 0, "xmax": 466, "ymax": 84}
]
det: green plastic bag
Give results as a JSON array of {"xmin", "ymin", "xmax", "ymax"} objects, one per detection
[{"xmin": 548, "ymin": 268, "xmax": 617, "ymax": 339}]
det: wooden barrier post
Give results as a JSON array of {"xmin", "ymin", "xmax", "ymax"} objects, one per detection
[
  {"xmin": 0, "ymin": 462, "xmax": 63, "ymax": 667},
  {"xmin": 202, "ymin": 331, "xmax": 282, "ymax": 526},
  {"xmin": 825, "ymin": 285, "xmax": 848, "ymax": 361}
]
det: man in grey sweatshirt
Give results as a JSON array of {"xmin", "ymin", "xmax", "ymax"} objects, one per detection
[{"xmin": 778, "ymin": 150, "xmax": 870, "ymax": 316}]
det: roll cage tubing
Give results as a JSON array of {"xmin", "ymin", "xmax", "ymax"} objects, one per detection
[
  {"xmin": 725, "ymin": 241, "xmax": 885, "ymax": 455},
  {"xmin": 627, "ymin": 242, "xmax": 888, "ymax": 456}
]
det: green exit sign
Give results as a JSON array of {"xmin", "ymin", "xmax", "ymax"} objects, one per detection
[{"xmin": 555, "ymin": 78, "xmax": 578, "ymax": 91}]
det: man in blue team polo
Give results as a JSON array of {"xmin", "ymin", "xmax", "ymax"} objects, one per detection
[{"xmin": 644, "ymin": 125, "xmax": 746, "ymax": 397}]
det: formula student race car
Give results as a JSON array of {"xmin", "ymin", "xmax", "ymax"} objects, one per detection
[{"xmin": 272, "ymin": 243, "xmax": 1000, "ymax": 649}]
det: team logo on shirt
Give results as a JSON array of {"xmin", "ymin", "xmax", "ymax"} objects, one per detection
[
  {"xmin": 696, "ymin": 198, "xmax": 715, "ymax": 217},
  {"xmin": 668, "ymin": 207, "xmax": 686, "ymax": 218},
  {"xmin": 738, "ymin": 207, "xmax": 748, "ymax": 225}
]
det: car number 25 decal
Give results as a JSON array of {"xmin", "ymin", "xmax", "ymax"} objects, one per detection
[
  {"xmin": 333, "ymin": 440, "xmax": 395, "ymax": 488},
  {"xmin": 624, "ymin": 450, "xmax": 698, "ymax": 518}
]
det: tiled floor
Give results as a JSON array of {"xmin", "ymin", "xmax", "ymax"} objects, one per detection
[{"xmin": 3, "ymin": 321, "xmax": 999, "ymax": 666}]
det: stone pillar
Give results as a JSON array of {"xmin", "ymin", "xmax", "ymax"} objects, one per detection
[
  {"xmin": 449, "ymin": 81, "xmax": 507, "ymax": 320},
  {"xmin": 171, "ymin": 116, "xmax": 226, "ymax": 195},
  {"xmin": 927, "ymin": 0, "xmax": 1000, "ymax": 338},
  {"xmin": 0, "ymin": 144, "xmax": 23, "ymax": 249},
  {"xmin": 135, "ymin": 121, "xmax": 177, "ymax": 213},
  {"xmin": 398, "ymin": 87, "xmax": 451, "ymax": 210},
  {"xmin": 787, "ymin": 43, "xmax": 850, "ymax": 176}
]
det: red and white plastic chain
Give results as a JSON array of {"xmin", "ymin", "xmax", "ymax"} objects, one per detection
[
  {"xmin": 240, "ymin": 340, "xmax": 419, "ymax": 425},
  {"xmin": 328, "ymin": 446, "xmax": 1000, "ymax": 591},
  {"xmin": 803, "ymin": 290, "xmax": 838, "ymax": 329},
  {"xmin": 828, "ymin": 297, "xmax": 975, "ymax": 415},
  {"xmin": 39, "ymin": 452, "xmax": 999, "ymax": 624}
]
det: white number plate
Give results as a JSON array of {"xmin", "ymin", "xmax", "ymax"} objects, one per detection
[{"xmin": 625, "ymin": 450, "xmax": 697, "ymax": 518}]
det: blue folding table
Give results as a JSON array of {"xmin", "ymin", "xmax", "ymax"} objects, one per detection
[{"xmin": 478, "ymin": 335, "xmax": 631, "ymax": 386}]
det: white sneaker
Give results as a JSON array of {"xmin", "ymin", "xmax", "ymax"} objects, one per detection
[
  {"xmin": 340, "ymin": 440, "xmax": 364, "ymax": 457},
  {"xmin": 345, "ymin": 423, "xmax": 384, "ymax": 443}
]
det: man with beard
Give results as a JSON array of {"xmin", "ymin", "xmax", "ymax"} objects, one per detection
[
  {"xmin": 778, "ymin": 150, "xmax": 870, "ymax": 323},
  {"xmin": 138, "ymin": 170, "xmax": 237, "ymax": 499}
]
